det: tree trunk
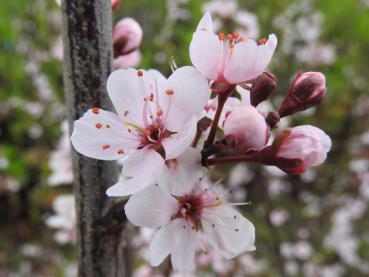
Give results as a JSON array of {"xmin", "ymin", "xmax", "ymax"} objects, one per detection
[{"xmin": 61, "ymin": 1, "xmax": 130, "ymax": 276}]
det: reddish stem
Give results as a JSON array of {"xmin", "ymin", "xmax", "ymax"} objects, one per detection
[
  {"xmin": 207, "ymin": 155, "xmax": 257, "ymax": 166},
  {"xmin": 205, "ymin": 90, "xmax": 233, "ymax": 147}
]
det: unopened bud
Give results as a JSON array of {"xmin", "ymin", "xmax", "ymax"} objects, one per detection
[
  {"xmin": 111, "ymin": 0, "xmax": 120, "ymax": 11},
  {"xmin": 270, "ymin": 125, "xmax": 332, "ymax": 174},
  {"xmin": 266, "ymin": 111, "xmax": 280, "ymax": 129},
  {"xmin": 250, "ymin": 72, "xmax": 277, "ymax": 106},
  {"xmin": 223, "ymin": 106, "xmax": 270, "ymax": 153},
  {"xmin": 279, "ymin": 71, "xmax": 326, "ymax": 117},
  {"xmin": 113, "ymin": 18, "xmax": 143, "ymax": 57}
]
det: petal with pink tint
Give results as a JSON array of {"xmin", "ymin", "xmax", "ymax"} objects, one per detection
[
  {"xmin": 113, "ymin": 50, "xmax": 141, "ymax": 69},
  {"xmin": 122, "ymin": 147, "xmax": 165, "ymax": 179},
  {"xmin": 71, "ymin": 109, "xmax": 139, "ymax": 160},
  {"xmin": 202, "ymin": 206, "xmax": 255, "ymax": 259},
  {"xmin": 162, "ymin": 117, "xmax": 197, "ymax": 160},
  {"xmin": 165, "ymin": 66, "xmax": 210, "ymax": 132},
  {"xmin": 107, "ymin": 68, "xmax": 154, "ymax": 123},
  {"xmin": 224, "ymin": 34, "xmax": 277, "ymax": 83},
  {"xmin": 189, "ymin": 23, "xmax": 222, "ymax": 81},
  {"xmin": 106, "ymin": 174, "xmax": 155, "ymax": 197},
  {"xmin": 170, "ymin": 219, "xmax": 197, "ymax": 273},
  {"xmin": 124, "ymin": 185, "xmax": 178, "ymax": 228},
  {"xmin": 113, "ymin": 17, "xmax": 142, "ymax": 53},
  {"xmin": 160, "ymin": 147, "xmax": 204, "ymax": 196}
]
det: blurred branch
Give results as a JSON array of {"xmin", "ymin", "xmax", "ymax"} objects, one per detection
[{"xmin": 61, "ymin": 1, "xmax": 129, "ymax": 276}]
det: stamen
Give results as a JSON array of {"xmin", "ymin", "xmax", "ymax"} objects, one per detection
[
  {"xmin": 102, "ymin": 144, "xmax": 110, "ymax": 150},
  {"xmin": 143, "ymin": 130, "xmax": 151, "ymax": 136},
  {"xmin": 106, "ymin": 124, "xmax": 110, "ymax": 128},
  {"xmin": 137, "ymin": 70, "xmax": 143, "ymax": 77},
  {"xmin": 232, "ymin": 31, "xmax": 239, "ymax": 39},
  {"xmin": 92, "ymin": 107, "xmax": 100, "ymax": 114},
  {"xmin": 95, "ymin": 123, "xmax": 102, "ymax": 129},
  {"xmin": 124, "ymin": 111, "xmax": 129, "ymax": 116},
  {"xmin": 117, "ymin": 149, "xmax": 124, "ymax": 155},
  {"xmin": 124, "ymin": 121, "xmax": 144, "ymax": 131},
  {"xmin": 218, "ymin": 32, "xmax": 225, "ymax": 41},
  {"xmin": 228, "ymin": 202, "xmax": 251, "ymax": 206},
  {"xmin": 201, "ymin": 200, "xmax": 223, "ymax": 209},
  {"xmin": 226, "ymin": 34, "xmax": 233, "ymax": 41},
  {"xmin": 230, "ymin": 44, "xmax": 235, "ymax": 49}
]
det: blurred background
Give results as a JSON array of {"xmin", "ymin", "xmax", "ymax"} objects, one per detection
[{"xmin": 1, "ymin": 0, "xmax": 369, "ymax": 276}]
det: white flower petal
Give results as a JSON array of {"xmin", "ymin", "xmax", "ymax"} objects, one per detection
[
  {"xmin": 124, "ymin": 185, "xmax": 178, "ymax": 228},
  {"xmin": 170, "ymin": 219, "xmax": 197, "ymax": 273},
  {"xmin": 106, "ymin": 174, "xmax": 155, "ymax": 197},
  {"xmin": 71, "ymin": 109, "xmax": 138, "ymax": 160},
  {"xmin": 162, "ymin": 117, "xmax": 197, "ymax": 160},
  {"xmin": 123, "ymin": 147, "xmax": 165, "ymax": 179},
  {"xmin": 165, "ymin": 67, "xmax": 210, "ymax": 132},
  {"xmin": 189, "ymin": 27, "xmax": 222, "ymax": 81},
  {"xmin": 107, "ymin": 68, "xmax": 154, "ymax": 123},
  {"xmin": 159, "ymin": 147, "xmax": 204, "ymax": 196},
  {"xmin": 196, "ymin": 12, "xmax": 213, "ymax": 32},
  {"xmin": 202, "ymin": 206, "xmax": 255, "ymax": 259},
  {"xmin": 149, "ymin": 224, "xmax": 173, "ymax": 266}
]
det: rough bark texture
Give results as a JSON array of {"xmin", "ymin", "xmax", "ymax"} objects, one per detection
[{"xmin": 61, "ymin": 1, "xmax": 129, "ymax": 276}]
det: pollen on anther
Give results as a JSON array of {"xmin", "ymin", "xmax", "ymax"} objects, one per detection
[
  {"xmin": 232, "ymin": 31, "xmax": 239, "ymax": 39},
  {"xmin": 156, "ymin": 110, "xmax": 163, "ymax": 116},
  {"xmin": 117, "ymin": 149, "xmax": 124, "ymax": 155},
  {"xmin": 124, "ymin": 111, "xmax": 129, "ymax": 116},
  {"xmin": 144, "ymin": 130, "xmax": 151, "ymax": 136},
  {"xmin": 230, "ymin": 44, "xmax": 235, "ymax": 49},
  {"xmin": 218, "ymin": 32, "xmax": 225, "ymax": 41},
  {"xmin": 106, "ymin": 124, "xmax": 110, "ymax": 128},
  {"xmin": 137, "ymin": 70, "xmax": 143, "ymax": 77},
  {"xmin": 102, "ymin": 144, "xmax": 110, "ymax": 150},
  {"xmin": 226, "ymin": 34, "xmax": 233, "ymax": 40},
  {"xmin": 166, "ymin": 89, "xmax": 174, "ymax": 95},
  {"xmin": 95, "ymin": 123, "xmax": 102, "ymax": 129},
  {"xmin": 92, "ymin": 107, "xmax": 100, "ymax": 114},
  {"xmin": 128, "ymin": 128, "xmax": 132, "ymax": 133}
]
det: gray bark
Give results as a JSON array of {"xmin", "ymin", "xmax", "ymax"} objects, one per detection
[{"xmin": 61, "ymin": 1, "xmax": 130, "ymax": 276}]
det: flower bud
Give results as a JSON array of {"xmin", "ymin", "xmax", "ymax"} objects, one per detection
[
  {"xmin": 250, "ymin": 72, "xmax": 277, "ymax": 107},
  {"xmin": 271, "ymin": 125, "xmax": 331, "ymax": 174},
  {"xmin": 111, "ymin": 0, "xmax": 120, "ymax": 11},
  {"xmin": 223, "ymin": 106, "xmax": 269, "ymax": 153},
  {"xmin": 113, "ymin": 18, "xmax": 143, "ymax": 57},
  {"xmin": 113, "ymin": 50, "xmax": 141, "ymax": 69},
  {"xmin": 279, "ymin": 72, "xmax": 326, "ymax": 117}
]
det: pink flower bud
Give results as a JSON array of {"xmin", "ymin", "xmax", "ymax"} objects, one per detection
[
  {"xmin": 113, "ymin": 18, "xmax": 143, "ymax": 57},
  {"xmin": 111, "ymin": 0, "xmax": 120, "ymax": 11},
  {"xmin": 272, "ymin": 125, "xmax": 331, "ymax": 174},
  {"xmin": 250, "ymin": 72, "xmax": 277, "ymax": 107},
  {"xmin": 223, "ymin": 106, "xmax": 269, "ymax": 153},
  {"xmin": 113, "ymin": 50, "xmax": 141, "ymax": 69},
  {"xmin": 279, "ymin": 72, "xmax": 326, "ymax": 117}
]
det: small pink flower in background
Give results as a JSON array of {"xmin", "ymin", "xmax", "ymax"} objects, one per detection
[
  {"xmin": 113, "ymin": 17, "xmax": 143, "ymax": 69},
  {"xmin": 270, "ymin": 125, "xmax": 332, "ymax": 174},
  {"xmin": 189, "ymin": 13, "xmax": 277, "ymax": 85},
  {"xmin": 279, "ymin": 71, "xmax": 326, "ymax": 117},
  {"xmin": 45, "ymin": 194, "xmax": 76, "ymax": 244},
  {"xmin": 111, "ymin": 0, "xmax": 120, "ymax": 11},
  {"xmin": 71, "ymin": 67, "xmax": 210, "ymax": 195},
  {"xmin": 124, "ymin": 175, "xmax": 255, "ymax": 273},
  {"xmin": 223, "ymin": 106, "xmax": 269, "ymax": 153}
]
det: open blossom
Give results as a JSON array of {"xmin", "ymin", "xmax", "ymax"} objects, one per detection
[
  {"xmin": 125, "ymin": 175, "xmax": 255, "ymax": 273},
  {"xmin": 269, "ymin": 125, "xmax": 332, "ymax": 174},
  {"xmin": 189, "ymin": 13, "xmax": 277, "ymax": 84},
  {"xmin": 71, "ymin": 67, "xmax": 210, "ymax": 195},
  {"xmin": 223, "ymin": 106, "xmax": 269, "ymax": 153}
]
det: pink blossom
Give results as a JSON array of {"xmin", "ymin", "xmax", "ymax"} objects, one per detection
[
  {"xmin": 189, "ymin": 13, "xmax": 277, "ymax": 84},
  {"xmin": 124, "ymin": 174, "xmax": 255, "ymax": 273},
  {"xmin": 113, "ymin": 17, "xmax": 143, "ymax": 55},
  {"xmin": 223, "ymin": 106, "xmax": 269, "ymax": 153},
  {"xmin": 113, "ymin": 49, "xmax": 141, "ymax": 69},
  {"xmin": 71, "ymin": 67, "xmax": 210, "ymax": 195},
  {"xmin": 272, "ymin": 125, "xmax": 332, "ymax": 174},
  {"xmin": 111, "ymin": 0, "xmax": 120, "ymax": 11}
]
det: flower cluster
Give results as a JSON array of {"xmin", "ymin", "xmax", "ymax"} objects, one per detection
[{"xmin": 71, "ymin": 13, "xmax": 332, "ymax": 274}]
